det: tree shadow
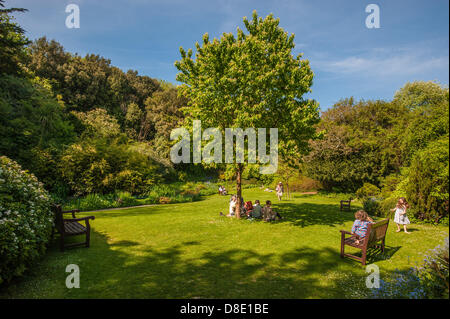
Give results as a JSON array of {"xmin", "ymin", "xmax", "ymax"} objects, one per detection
[
  {"xmin": 34, "ymin": 230, "xmax": 371, "ymax": 299},
  {"xmin": 342, "ymin": 245, "xmax": 402, "ymax": 265},
  {"xmin": 1, "ymin": 226, "xmax": 409, "ymax": 299},
  {"xmin": 270, "ymin": 202, "xmax": 356, "ymax": 228}
]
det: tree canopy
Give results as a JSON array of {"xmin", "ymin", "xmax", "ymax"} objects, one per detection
[{"xmin": 175, "ymin": 11, "xmax": 320, "ymax": 216}]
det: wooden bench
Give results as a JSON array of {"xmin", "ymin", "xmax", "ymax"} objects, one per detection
[
  {"xmin": 52, "ymin": 205, "xmax": 95, "ymax": 251},
  {"xmin": 340, "ymin": 218, "xmax": 389, "ymax": 265},
  {"xmin": 340, "ymin": 198, "xmax": 352, "ymax": 211}
]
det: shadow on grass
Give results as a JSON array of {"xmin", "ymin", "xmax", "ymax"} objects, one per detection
[
  {"xmin": 270, "ymin": 202, "xmax": 356, "ymax": 228},
  {"xmin": 0, "ymin": 228, "xmax": 406, "ymax": 299},
  {"xmin": 7, "ymin": 230, "xmax": 369, "ymax": 299},
  {"xmin": 342, "ymin": 245, "xmax": 402, "ymax": 264}
]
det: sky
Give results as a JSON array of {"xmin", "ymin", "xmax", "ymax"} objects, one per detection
[{"xmin": 10, "ymin": 0, "xmax": 450, "ymax": 110}]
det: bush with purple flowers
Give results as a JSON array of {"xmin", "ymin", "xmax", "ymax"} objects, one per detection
[{"xmin": 371, "ymin": 237, "xmax": 449, "ymax": 299}]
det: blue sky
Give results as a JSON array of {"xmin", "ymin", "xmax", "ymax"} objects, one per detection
[{"xmin": 11, "ymin": 0, "xmax": 449, "ymax": 110}]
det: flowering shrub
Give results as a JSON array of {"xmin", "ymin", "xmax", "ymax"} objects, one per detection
[{"xmin": 0, "ymin": 156, "xmax": 53, "ymax": 284}]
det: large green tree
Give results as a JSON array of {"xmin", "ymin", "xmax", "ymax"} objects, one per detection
[
  {"xmin": 175, "ymin": 11, "xmax": 320, "ymax": 217},
  {"xmin": 0, "ymin": 0, "xmax": 29, "ymax": 75}
]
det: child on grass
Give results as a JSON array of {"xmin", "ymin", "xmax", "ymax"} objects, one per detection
[
  {"xmin": 351, "ymin": 210, "xmax": 374, "ymax": 245},
  {"xmin": 391, "ymin": 197, "xmax": 411, "ymax": 233}
]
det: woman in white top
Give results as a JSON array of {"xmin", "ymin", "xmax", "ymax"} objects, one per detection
[
  {"xmin": 391, "ymin": 197, "xmax": 411, "ymax": 233},
  {"xmin": 228, "ymin": 195, "xmax": 236, "ymax": 217}
]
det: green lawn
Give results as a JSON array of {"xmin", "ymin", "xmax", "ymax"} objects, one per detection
[{"xmin": 1, "ymin": 189, "xmax": 448, "ymax": 299}]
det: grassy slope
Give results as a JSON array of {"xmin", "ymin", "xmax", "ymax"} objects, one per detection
[{"xmin": 1, "ymin": 189, "xmax": 448, "ymax": 299}]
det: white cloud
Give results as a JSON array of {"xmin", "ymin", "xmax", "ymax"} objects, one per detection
[{"xmin": 312, "ymin": 48, "xmax": 449, "ymax": 78}]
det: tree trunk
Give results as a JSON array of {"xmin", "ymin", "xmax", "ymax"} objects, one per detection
[
  {"xmin": 235, "ymin": 164, "xmax": 243, "ymax": 219},
  {"xmin": 286, "ymin": 181, "xmax": 290, "ymax": 199}
]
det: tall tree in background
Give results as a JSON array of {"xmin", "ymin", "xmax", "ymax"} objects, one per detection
[
  {"xmin": 175, "ymin": 11, "xmax": 320, "ymax": 217},
  {"xmin": 0, "ymin": 0, "xmax": 30, "ymax": 75}
]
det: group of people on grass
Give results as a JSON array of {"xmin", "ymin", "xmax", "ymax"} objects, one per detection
[
  {"xmin": 219, "ymin": 182, "xmax": 285, "ymax": 221},
  {"xmin": 220, "ymin": 195, "xmax": 283, "ymax": 222},
  {"xmin": 351, "ymin": 197, "xmax": 411, "ymax": 244},
  {"xmin": 220, "ymin": 183, "xmax": 411, "ymax": 240}
]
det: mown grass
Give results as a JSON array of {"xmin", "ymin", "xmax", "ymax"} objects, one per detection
[{"xmin": 1, "ymin": 189, "xmax": 447, "ymax": 299}]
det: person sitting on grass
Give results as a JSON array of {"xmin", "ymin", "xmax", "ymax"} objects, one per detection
[
  {"xmin": 244, "ymin": 201, "xmax": 253, "ymax": 218},
  {"xmin": 251, "ymin": 200, "xmax": 262, "ymax": 219},
  {"xmin": 351, "ymin": 210, "xmax": 374, "ymax": 245},
  {"xmin": 222, "ymin": 195, "xmax": 236, "ymax": 217},
  {"xmin": 262, "ymin": 200, "xmax": 283, "ymax": 222}
]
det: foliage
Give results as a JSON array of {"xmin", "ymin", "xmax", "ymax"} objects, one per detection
[
  {"xmin": 0, "ymin": 74, "xmax": 76, "ymax": 192},
  {"xmin": 379, "ymin": 174, "xmax": 402, "ymax": 199},
  {"xmin": 356, "ymin": 183, "xmax": 381, "ymax": 200},
  {"xmin": 28, "ymin": 37, "xmax": 162, "ymax": 133},
  {"xmin": 362, "ymin": 198, "xmax": 382, "ymax": 217},
  {"xmin": 304, "ymin": 81, "xmax": 449, "ymax": 222},
  {"xmin": 304, "ymin": 98, "xmax": 408, "ymax": 192},
  {"xmin": 394, "ymin": 81, "xmax": 449, "ymax": 163},
  {"xmin": 73, "ymin": 108, "xmax": 121, "ymax": 138},
  {"xmin": 175, "ymin": 11, "xmax": 320, "ymax": 215},
  {"xmin": 0, "ymin": 156, "xmax": 53, "ymax": 284},
  {"xmin": 59, "ymin": 138, "xmax": 165, "ymax": 196},
  {"xmin": 63, "ymin": 192, "xmax": 142, "ymax": 212},
  {"xmin": 0, "ymin": 0, "xmax": 30, "ymax": 75},
  {"xmin": 143, "ymin": 87, "xmax": 187, "ymax": 159},
  {"xmin": 62, "ymin": 182, "xmax": 220, "ymax": 211},
  {"xmin": 371, "ymin": 237, "xmax": 449, "ymax": 299},
  {"xmin": 405, "ymin": 137, "xmax": 449, "ymax": 222}
]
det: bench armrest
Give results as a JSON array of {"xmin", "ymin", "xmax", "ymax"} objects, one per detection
[
  {"xmin": 62, "ymin": 209, "xmax": 80, "ymax": 218},
  {"xmin": 62, "ymin": 209, "xmax": 80, "ymax": 214},
  {"xmin": 64, "ymin": 216, "xmax": 95, "ymax": 223}
]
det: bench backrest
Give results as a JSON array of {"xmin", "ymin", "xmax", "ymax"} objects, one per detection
[
  {"xmin": 53, "ymin": 205, "xmax": 64, "ymax": 232},
  {"xmin": 364, "ymin": 219, "xmax": 389, "ymax": 247}
]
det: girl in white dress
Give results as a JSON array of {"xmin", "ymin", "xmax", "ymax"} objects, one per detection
[
  {"xmin": 276, "ymin": 182, "xmax": 283, "ymax": 201},
  {"xmin": 391, "ymin": 197, "xmax": 411, "ymax": 233}
]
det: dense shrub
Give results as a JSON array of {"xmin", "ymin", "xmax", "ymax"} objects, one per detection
[
  {"xmin": 288, "ymin": 176, "xmax": 322, "ymax": 192},
  {"xmin": 63, "ymin": 192, "xmax": 142, "ymax": 211},
  {"xmin": 60, "ymin": 138, "xmax": 165, "ymax": 195},
  {"xmin": 356, "ymin": 183, "xmax": 381, "ymax": 201},
  {"xmin": 405, "ymin": 137, "xmax": 449, "ymax": 223},
  {"xmin": 379, "ymin": 197, "xmax": 399, "ymax": 219},
  {"xmin": 63, "ymin": 182, "xmax": 217, "ymax": 211},
  {"xmin": 362, "ymin": 198, "xmax": 382, "ymax": 217},
  {"xmin": 0, "ymin": 156, "xmax": 53, "ymax": 284}
]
